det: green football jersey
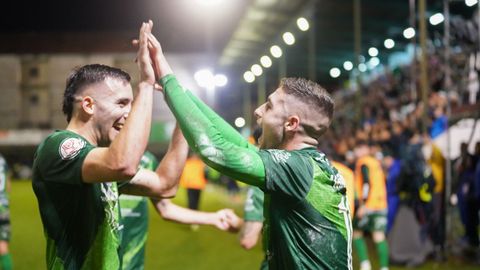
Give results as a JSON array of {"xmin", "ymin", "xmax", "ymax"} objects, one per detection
[
  {"xmin": 258, "ymin": 148, "xmax": 352, "ymax": 270},
  {"xmin": 244, "ymin": 186, "xmax": 264, "ymax": 222},
  {"xmin": 0, "ymin": 154, "xmax": 8, "ymax": 202},
  {"xmin": 32, "ymin": 130, "xmax": 123, "ymax": 270},
  {"xmin": 119, "ymin": 152, "xmax": 158, "ymax": 270}
]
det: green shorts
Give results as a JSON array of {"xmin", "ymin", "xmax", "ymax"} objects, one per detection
[
  {"xmin": 353, "ymin": 210, "xmax": 387, "ymax": 232},
  {"xmin": 0, "ymin": 199, "xmax": 11, "ymax": 241}
]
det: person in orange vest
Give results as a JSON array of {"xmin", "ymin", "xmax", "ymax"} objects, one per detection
[
  {"xmin": 353, "ymin": 140, "xmax": 389, "ymax": 270},
  {"xmin": 331, "ymin": 160, "xmax": 355, "ymax": 219},
  {"xmin": 180, "ymin": 153, "xmax": 207, "ymax": 212}
]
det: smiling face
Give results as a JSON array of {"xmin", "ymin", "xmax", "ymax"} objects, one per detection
[
  {"xmin": 254, "ymin": 87, "xmax": 289, "ymax": 149},
  {"xmin": 85, "ymin": 77, "xmax": 133, "ymax": 147}
]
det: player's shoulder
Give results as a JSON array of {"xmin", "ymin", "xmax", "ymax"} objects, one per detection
[{"xmin": 36, "ymin": 130, "xmax": 91, "ymax": 161}]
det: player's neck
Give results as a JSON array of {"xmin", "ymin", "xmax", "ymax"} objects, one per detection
[
  {"xmin": 66, "ymin": 119, "xmax": 98, "ymax": 146},
  {"xmin": 281, "ymin": 135, "xmax": 317, "ymax": 151}
]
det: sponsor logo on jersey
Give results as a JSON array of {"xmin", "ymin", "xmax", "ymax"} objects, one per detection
[{"xmin": 59, "ymin": 138, "xmax": 86, "ymax": 160}]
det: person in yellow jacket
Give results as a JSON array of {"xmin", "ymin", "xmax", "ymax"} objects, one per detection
[
  {"xmin": 353, "ymin": 140, "xmax": 389, "ymax": 270},
  {"xmin": 180, "ymin": 153, "xmax": 207, "ymax": 212}
]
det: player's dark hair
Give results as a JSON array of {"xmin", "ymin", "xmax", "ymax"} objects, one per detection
[
  {"xmin": 62, "ymin": 64, "xmax": 131, "ymax": 122},
  {"xmin": 280, "ymin": 77, "xmax": 334, "ymax": 138}
]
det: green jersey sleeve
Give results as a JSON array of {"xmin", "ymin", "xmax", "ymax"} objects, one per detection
[
  {"xmin": 243, "ymin": 186, "xmax": 264, "ymax": 222},
  {"xmin": 160, "ymin": 74, "xmax": 266, "ymax": 188},
  {"xmin": 258, "ymin": 149, "xmax": 313, "ymax": 200},
  {"xmin": 186, "ymin": 91, "xmax": 257, "ymax": 152},
  {"xmin": 35, "ymin": 131, "xmax": 94, "ymax": 185}
]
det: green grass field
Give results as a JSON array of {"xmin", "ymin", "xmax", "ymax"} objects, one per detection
[{"xmin": 9, "ymin": 181, "xmax": 479, "ymax": 269}]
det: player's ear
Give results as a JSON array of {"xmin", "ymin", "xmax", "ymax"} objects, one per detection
[
  {"xmin": 285, "ymin": 115, "xmax": 300, "ymax": 132},
  {"xmin": 81, "ymin": 96, "xmax": 95, "ymax": 116}
]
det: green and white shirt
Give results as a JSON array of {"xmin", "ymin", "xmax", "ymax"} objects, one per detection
[
  {"xmin": 0, "ymin": 154, "xmax": 8, "ymax": 206},
  {"xmin": 32, "ymin": 130, "xmax": 122, "ymax": 270},
  {"xmin": 259, "ymin": 148, "xmax": 352, "ymax": 270},
  {"xmin": 119, "ymin": 152, "xmax": 158, "ymax": 270}
]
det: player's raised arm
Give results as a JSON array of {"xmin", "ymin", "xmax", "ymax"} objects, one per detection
[
  {"xmin": 81, "ymin": 21, "xmax": 156, "ymax": 182},
  {"xmin": 147, "ymin": 33, "xmax": 266, "ymax": 188}
]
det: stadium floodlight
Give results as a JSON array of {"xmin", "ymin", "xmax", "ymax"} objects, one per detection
[
  {"xmin": 368, "ymin": 57, "xmax": 380, "ymax": 69},
  {"xmin": 296, "ymin": 17, "xmax": 310, "ymax": 31},
  {"xmin": 384, "ymin": 39, "xmax": 395, "ymax": 49},
  {"xmin": 403, "ymin": 27, "xmax": 416, "ymax": 39},
  {"xmin": 270, "ymin": 45, "xmax": 283, "ymax": 58},
  {"xmin": 358, "ymin": 63, "xmax": 367, "ymax": 72},
  {"xmin": 343, "ymin": 61, "xmax": 353, "ymax": 71},
  {"xmin": 282, "ymin": 32, "xmax": 295, "ymax": 45},
  {"xmin": 214, "ymin": 74, "xmax": 228, "ymax": 87},
  {"xmin": 329, "ymin": 68, "xmax": 341, "ymax": 78},
  {"xmin": 243, "ymin": 71, "xmax": 255, "ymax": 83},
  {"xmin": 368, "ymin": 47, "xmax": 379, "ymax": 57},
  {"xmin": 234, "ymin": 117, "xmax": 246, "ymax": 128},
  {"xmin": 466, "ymin": 0, "xmax": 478, "ymax": 7},
  {"xmin": 260, "ymin": 55, "xmax": 272, "ymax": 68},
  {"xmin": 194, "ymin": 69, "xmax": 215, "ymax": 89},
  {"xmin": 251, "ymin": 64, "xmax": 263, "ymax": 76},
  {"xmin": 429, "ymin": 13, "xmax": 444, "ymax": 25}
]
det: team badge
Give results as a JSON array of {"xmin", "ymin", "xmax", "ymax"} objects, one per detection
[{"xmin": 59, "ymin": 138, "xmax": 86, "ymax": 160}]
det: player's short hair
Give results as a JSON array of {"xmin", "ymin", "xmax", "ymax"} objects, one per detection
[
  {"xmin": 280, "ymin": 77, "xmax": 334, "ymax": 138},
  {"xmin": 62, "ymin": 64, "xmax": 131, "ymax": 122}
]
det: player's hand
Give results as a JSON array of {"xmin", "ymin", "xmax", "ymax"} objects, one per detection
[
  {"xmin": 223, "ymin": 209, "xmax": 243, "ymax": 233},
  {"xmin": 211, "ymin": 209, "xmax": 231, "ymax": 231},
  {"xmin": 135, "ymin": 20, "xmax": 156, "ymax": 86},
  {"xmin": 356, "ymin": 205, "xmax": 366, "ymax": 219}
]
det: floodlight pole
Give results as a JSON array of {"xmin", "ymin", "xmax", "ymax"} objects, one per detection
[
  {"xmin": 409, "ymin": 0, "xmax": 417, "ymax": 101},
  {"xmin": 354, "ymin": 0, "xmax": 362, "ymax": 125},
  {"xmin": 308, "ymin": 10, "xmax": 317, "ymax": 82},
  {"xmin": 443, "ymin": 0, "xmax": 452, "ymax": 254},
  {"xmin": 418, "ymin": 0, "xmax": 429, "ymax": 134}
]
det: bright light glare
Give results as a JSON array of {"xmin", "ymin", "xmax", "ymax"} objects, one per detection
[
  {"xmin": 329, "ymin": 68, "xmax": 341, "ymax": 78},
  {"xmin": 214, "ymin": 74, "xmax": 228, "ymax": 87},
  {"xmin": 368, "ymin": 57, "xmax": 380, "ymax": 69},
  {"xmin": 270, "ymin": 45, "xmax": 283, "ymax": 58},
  {"xmin": 368, "ymin": 47, "xmax": 378, "ymax": 57},
  {"xmin": 235, "ymin": 117, "xmax": 246, "ymax": 128},
  {"xmin": 195, "ymin": 0, "xmax": 222, "ymax": 6},
  {"xmin": 429, "ymin": 13, "xmax": 444, "ymax": 25},
  {"xmin": 260, "ymin": 55, "xmax": 272, "ymax": 68},
  {"xmin": 466, "ymin": 0, "xmax": 478, "ymax": 7},
  {"xmin": 358, "ymin": 63, "xmax": 367, "ymax": 72},
  {"xmin": 343, "ymin": 61, "xmax": 353, "ymax": 71},
  {"xmin": 251, "ymin": 64, "xmax": 263, "ymax": 76},
  {"xmin": 296, "ymin": 17, "xmax": 310, "ymax": 31},
  {"xmin": 384, "ymin": 39, "xmax": 395, "ymax": 49},
  {"xmin": 194, "ymin": 69, "xmax": 215, "ymax": 89},
  {"xmin": 403, "ymin": 27, "xmax": 416, "ymax": 39},
  {"xmin": 243, "ymin": 71, "xmax": 255, "ymax": 83},
  {"xmin": 282, "ymin": 32, "xmax": 295, "ymax": 45}
]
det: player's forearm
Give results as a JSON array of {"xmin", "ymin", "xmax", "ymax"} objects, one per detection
[
  {"xmin": 155, "ymin": 123, "xmax": 188, "ymax": 192},
  {"xmin": 186, "ymin": 91, "xmax": 257, "ymax": 151},
  {"xmin": 160, "ymin": 75, "xmax": 266, "ymax": 187},
  {"xmin": 153, "ymin": 199, "xmax": 216, "ymax": 225},
  {"xmin": 107, "ymin": 83, "xmax": 153, "ymax": 176}
]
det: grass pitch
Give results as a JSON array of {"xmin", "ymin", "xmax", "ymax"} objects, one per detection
[{"xmin": 9, "ymin": 181, "xmax": 479, "ymax": 269}]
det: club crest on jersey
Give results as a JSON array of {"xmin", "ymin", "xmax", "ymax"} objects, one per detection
[{"xmin": 59, "ymin": 138, "xmax": 86, "ymax": 160}]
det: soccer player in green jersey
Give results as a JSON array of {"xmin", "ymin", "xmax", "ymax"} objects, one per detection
[
  {"xmin": 32, "ymin": 21, "xmax": 188, "ymax": 270},
  {"xmin": 119, "ymin": 151, "xmax": 239, "ymax": 270},
  {"xmin": 0, "ymin": 154, "xmax": 12, "ymax": 270},
  {"xmin": 145, "ymin": 33, "xmax": 353, "ymax": 270}
]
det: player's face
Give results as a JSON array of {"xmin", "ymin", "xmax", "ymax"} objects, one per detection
[
  {"xmin": 91, "ymin": 78, "xmax": 133, "ymax": 147},
  {"xmin": 254, "ymin": 88, "xmax": 288, "ymax": 149}
]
